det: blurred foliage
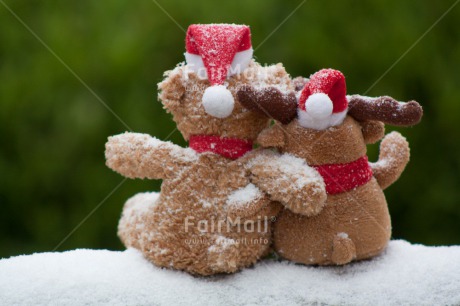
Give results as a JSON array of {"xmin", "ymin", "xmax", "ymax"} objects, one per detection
[{"xmin": 1, "ymin": 0, "xmax": 459, "ymax": 258}]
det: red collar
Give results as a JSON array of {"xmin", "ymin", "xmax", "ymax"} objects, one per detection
[
  {"xmin": 189, "ymin": 135, "xmax": 253, "ymax": 160},
  {"xmin": 313, "ymin": 156, "xmax": 373, "ymax": 195}
]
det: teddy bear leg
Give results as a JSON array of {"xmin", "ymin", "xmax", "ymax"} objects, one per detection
[
  {"xmin": 118, "ymin": 192, "xmax": 160, "ymax": 250},
  {"xmin": 331, "ymin": 233, "xmax": 357, "ymax": 265}
]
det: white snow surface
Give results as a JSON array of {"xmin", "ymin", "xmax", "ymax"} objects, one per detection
[{"xmin": 1, "ymin": 240, "xmax": 459, "ymax": 306}]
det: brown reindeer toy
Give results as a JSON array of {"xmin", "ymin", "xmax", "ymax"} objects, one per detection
[
  {"xmin": 238, "ymin": 68, "xmax": 423, "ymax": 265},
  {"xmin": 105, "ymin": 24, "xmax": 326, "ymax": 275}
]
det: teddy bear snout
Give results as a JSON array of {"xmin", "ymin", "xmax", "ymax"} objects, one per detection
[{"xmin": 202, "ymin": 85, "xmax": 235, "ymax": 118}]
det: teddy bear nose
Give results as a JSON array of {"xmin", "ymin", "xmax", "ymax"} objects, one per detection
[
  {"xmin": 202, "ymin": 85, "xmax": 235, "ymax": 118},
  {"xmin": 305, "ymin": 93, "xmax": 333, "ymax": 119}
]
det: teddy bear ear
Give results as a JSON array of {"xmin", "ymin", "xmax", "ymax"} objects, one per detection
[{"xmin": 256, "ymin": 124, "xmax": 285, "ymax": 148}]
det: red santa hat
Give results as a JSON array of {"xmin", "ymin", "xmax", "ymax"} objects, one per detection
[
  {"xmin": 297, "ymin": 69, "xmax": 348, "ymax": 130},
  {"xmin": 184, "ymin": 24, "xmax": 253, "ymax": 118}
]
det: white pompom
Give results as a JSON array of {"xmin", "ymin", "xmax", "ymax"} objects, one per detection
[
  {"xmin": 202, "ymin": 85, "xmax": 235, "ymax": 118},
  {"xmin": 305, "ymin": 93, "xmax": 333, "ymax": 119}
]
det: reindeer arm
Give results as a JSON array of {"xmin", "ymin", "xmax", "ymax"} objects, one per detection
[
  {"xmin": 370, "ymin": 131, "xmax": 410, "ymax": 190},
  {"xmin": 105, "ymin": 132, "xmax": 198, "ymax": 180},
  {"xmin": 246, "ymin": 150, "xmax": 327, "ymax": 216}
]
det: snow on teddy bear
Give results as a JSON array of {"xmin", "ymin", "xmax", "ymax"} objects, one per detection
[
  {"xmin": 105, "ymin": 24, "xmax": 326, "ymax": 275},
  {"xmin": 238, "ymin": 68, "xmax": 423, "ymax": 265}
]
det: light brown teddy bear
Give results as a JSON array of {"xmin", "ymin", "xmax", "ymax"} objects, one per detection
[
  {"xmin": 238, "ymin": 68, "xmax": 423, "ymax": 265},
  {"xmin": 105, "ymin": 24, "xmax": 326, "ymax": 275}
]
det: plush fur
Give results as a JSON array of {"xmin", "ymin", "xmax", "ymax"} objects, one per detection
[
  {"xmin": 238, "ymin": 75, "xmax": 422, "ymax": 265},
  {"xmin": 258, "ymin": 117, "xmax": 409, "ymax": 264},
  {"xmin": 105, "ymin": 61, "xmax": 326, "ymax": 275}
]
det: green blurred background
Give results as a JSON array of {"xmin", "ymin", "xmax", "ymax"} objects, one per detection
[{"xmin": 1, "ymin": 0, "xmax": 459, "ymax": 258}]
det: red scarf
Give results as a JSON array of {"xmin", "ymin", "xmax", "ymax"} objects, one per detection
[
  {"xmin": 189, "ymin": 135, "xmax": 371, "ymax": 193},
  {"xmin": 313, "ymin": 156, "xmax": 373, "ymax": 195},
  {"xmin": 189, "ymin": 135, "xmax": 253, "ymax": 160}
]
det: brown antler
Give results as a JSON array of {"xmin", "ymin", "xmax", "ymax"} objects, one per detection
[
  {"xmin": 237, "ymin": 86, "xmax": 297, "ymax": 124},
  {"xmin": 347, "ymin": 95, "xmax": 423, "ymax": 126}
]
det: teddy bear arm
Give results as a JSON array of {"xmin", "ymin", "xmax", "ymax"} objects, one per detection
[
  {"xmin": 227, "ymin": 195, "xmax": 269, "ymax": 221},
  {"xmin": 248, "ymin": 153, "xmax": 327, "ymax": 216},
  {"xmin": 105, "ymin": 132, "xmax": 198, "ymax": 180}
]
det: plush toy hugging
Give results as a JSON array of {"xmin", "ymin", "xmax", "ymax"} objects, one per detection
[
  {"xmin": 238, "ymin": 68, "xmax": 423, "ymax": 265},
  {"xmin": 105, "ymin": 24, "xmax": 326, "ymax": 276}
]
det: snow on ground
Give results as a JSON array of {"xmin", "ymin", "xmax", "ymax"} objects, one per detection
[{"xmin": 1, "ymin": 240, "xmax": 459, "ymax": 306}]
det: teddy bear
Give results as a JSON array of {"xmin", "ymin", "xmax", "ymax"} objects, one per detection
[
  {"xmin": 105, "ymin": 24, "xmax": 326, "ymax": 275},
  {"xmin": 238, "ymin": 68, "xmax": 423, "ymax": 265}
]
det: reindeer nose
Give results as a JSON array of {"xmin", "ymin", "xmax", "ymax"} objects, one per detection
[{"xmin": 305, "ymin": 93, "xmax": 333, "ymax": 119}]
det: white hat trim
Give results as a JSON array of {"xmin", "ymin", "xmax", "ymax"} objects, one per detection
[
  {"xmin": 184, "ymin": 48, "xmax": 253, "ymax": 80},
  {"xmin": 297, "ymin": 108, "xmax": 348, "ymax": 130}
]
